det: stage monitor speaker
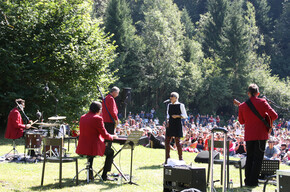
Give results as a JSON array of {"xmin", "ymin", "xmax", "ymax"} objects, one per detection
[
  {"xmin": 277, "ymin": 170, "xmax": 290, "ymax": 192},
  {"xmin": 138, "ymin": 136, "xmax": 149, "ymax": 146},
  {"xmin": 164, "ymin": 165, "xmax": 206, "ymax": 192},
  {"xmin": 194, "ymin": 150, "xmax": 220, "ymax": 163}
]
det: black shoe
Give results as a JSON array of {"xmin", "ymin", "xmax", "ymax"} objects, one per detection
[{"xmin": 245, "ymin": 183, "xmax": 259, "ymax": 187}]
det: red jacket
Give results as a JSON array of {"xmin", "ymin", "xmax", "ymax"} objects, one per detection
[
  {"xmin": 238, "ymin": 96, "xmax": 278, "ymax": 141},
  {"xmin": 76, "ymin": 112, "xmax": 113, "ymax": 156},
  {"xmin": 5, "ymin": 108, "xmax": 26, "ymax": 139},
  {"xmin": 101, "ymin": 94, "xmax": 118, "ymax": 123}
]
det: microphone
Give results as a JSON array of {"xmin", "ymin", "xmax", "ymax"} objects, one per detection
[
  {"xmin": 36, "ymin": 110, "xmax": 42, "ymax": 121},
  {"xmin": 163, "ymin": 99, "xmax": 170, "ymax": 103}
]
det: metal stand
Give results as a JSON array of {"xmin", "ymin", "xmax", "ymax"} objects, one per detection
[
  {"xmin": 5, "ymin": 139, "xmax": 19, "ymax": 159},
  {"xmin": 74, "ymin": 157, "xmax": 103, "ymax": 183},
  {"xmin": 209, "ymin": 127, "xmax": 228, "ymax": 192},
  {"xmin": 124, "ymin": 141, "xmax": 138, "ymax": 185}
]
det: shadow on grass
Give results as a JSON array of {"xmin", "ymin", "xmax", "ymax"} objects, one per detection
[
  {"xmin": 29, "ymin": 178, "xmax": 121, "ymax": 191},
  {"xmin": 30, "ymin": 178, "xmax": 78, "ymax": 191},
  {"xmin": 209, "ymin": 186, "xmax": 254, "ymax": 192},
  {"xmin": 137, "ymin": 164, "xmax": 162, "ymax": 170}
]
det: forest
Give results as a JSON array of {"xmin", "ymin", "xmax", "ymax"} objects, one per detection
[{"xmin": 0, "ymin": 0, "xmax": 289, "ymax": 128}]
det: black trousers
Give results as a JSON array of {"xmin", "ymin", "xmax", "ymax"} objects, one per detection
[
  {"xmin": 245, "ymin": 140, "xmax": 266, "ymax": 186},
  {"xmin": 102, "ymin": 122, "xmax": 115, "ymax": 177}
]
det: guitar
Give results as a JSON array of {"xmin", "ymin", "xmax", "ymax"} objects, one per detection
[{"xmin": 233, "ymin": 99, "xmax": 273, "ymax": 134}]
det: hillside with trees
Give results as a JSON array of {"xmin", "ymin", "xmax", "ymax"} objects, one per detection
[{"xmin": 0, "ymin": 0, "xmax": 289, "ymax": 129}]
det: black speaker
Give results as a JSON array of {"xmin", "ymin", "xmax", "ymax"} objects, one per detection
[
  {"xmin": 122, "ymin": 87, "xmax": 131, "ymax": 104},
  {"xmin": 194, "ymin": 150, "xmax": 220, "ymax": 163},
  {"xmin": 164, "ymin": 165, "xmax": 206, "ymax": 192},
  {"xmin": 277, "ymin": 170, "xmax": 290, "ymax": 192},
  {"xmin": 138, "ymin": 136, "xmax": 149, "ymax": 146}
]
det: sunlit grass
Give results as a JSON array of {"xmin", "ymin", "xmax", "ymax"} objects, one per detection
[{"xmin": 0, "ymin": 135, "xmax": 288, "ymax": 192}]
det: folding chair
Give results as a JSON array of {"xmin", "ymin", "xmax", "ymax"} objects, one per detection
[
  {"xmin": 41, "ymin": 137, "xmax": 78, "ymax": 188},
  {"xmin": 259, "ymin": 160, "xmax": 280, "ymax": 192}
]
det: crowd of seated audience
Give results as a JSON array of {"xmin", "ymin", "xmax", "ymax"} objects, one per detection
[{"xmin": 115, "ymin": 110, "xmax": 290, "ymax": 165}]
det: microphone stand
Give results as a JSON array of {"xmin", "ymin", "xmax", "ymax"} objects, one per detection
[
  {"xmin": 15, "ymin": 100, "xmax": 29, "ymax": 124},
  {"xmin": 163, "ymin": 99, "xmax": 170, "ymax": 166},
  {"xmin": 264, "ymin": 96, "xmax": 289, "ymax": 112},
  {"xmin": 44, "ymin": 83, "xmax": 59, "ymax": 116}
]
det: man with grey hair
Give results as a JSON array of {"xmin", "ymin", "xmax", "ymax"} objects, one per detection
[
  {"xmin": 165, "ymin": 92, "xmax": 187, "ymax": 164},
  {"xmin": 101, "ymin": 86, "xmax": 119, "ymax": 181}
]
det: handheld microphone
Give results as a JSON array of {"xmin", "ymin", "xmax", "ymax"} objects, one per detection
[{"xmin": 163, "ymin": 99, "xmax": 170, "ymax": 103}]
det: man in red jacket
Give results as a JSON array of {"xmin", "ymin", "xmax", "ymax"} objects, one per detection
[
  {"xmin": 76, "ymin": 101, "xmax": 117, "ymax": 180},
  {"xmin": 5, "ymin": 99, "xmax": 31, "ymax": 139},
  {"xmin": 101, "ymin": 86, "xmax": 119, "ymax": 181},
  {"xmin": 238, "ymin": 84, "xmax": 278, "ymax": 187}
]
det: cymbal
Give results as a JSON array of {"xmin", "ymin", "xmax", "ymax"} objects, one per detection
[
  {"xmin": 36, "ymin": 122, "xmax": 60, "ymax": 127},
  {"xmin": 48, "ymin": 116, "xmax": 66, "ymax": 120}
]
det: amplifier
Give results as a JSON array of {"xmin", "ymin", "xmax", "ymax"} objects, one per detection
[
  {"xmin": 277, "ymin": 170, "xmax": 290, "ymax": 192},
  {"xmin": 164, "ymin": 165, "xmax": 206, "ymax": 192}
]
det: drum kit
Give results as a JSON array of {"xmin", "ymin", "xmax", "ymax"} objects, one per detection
[{"xmin": 24, "ymin": 115, "xmax": 67, "ymax": 157}]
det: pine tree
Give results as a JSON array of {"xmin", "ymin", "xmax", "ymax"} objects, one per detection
[
  {"xmin": 199, "ymin": 0, "xmax": 228, "ymax": 58},
  {"xmin": 220, "ymin": 0, "xmax": 250, "ymax": 99},
  {"xmin": 271, "ymin": 1, "xmax": 290, "ymax": 78},
  {"xmin": 138, "ymin": 0, "xmax": 185, "ymax": 108},
  {"xmin": 104, "ymin": 0, "xmax": 143, "ymax": 105},
  {"xmin": 248, "ymin": 0, "xmax": 271, "ymax": 34},
  {"xmin": 181, "ymin": 8, "xmax": 195, "ymax": 39}
]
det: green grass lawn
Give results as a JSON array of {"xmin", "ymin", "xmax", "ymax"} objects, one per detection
[{"xmin": 0, "ymin": 135, "xmax": 288, "ymax": 192}]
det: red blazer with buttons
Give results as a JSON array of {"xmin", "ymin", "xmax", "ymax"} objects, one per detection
[
  {"xmin": 238, "ymin": 96, "xmax": 278, "ymax": 141},
  {"xmin": 76, "ymin": 112, "xmax": 113, "ymax": 156},
  {"xmin": 101, "ymin": 94, "xmax": 118, "ymax": 123},
  {"xmin": 5, "ymin": 108, "xmax": 26, "ymax": 139}
]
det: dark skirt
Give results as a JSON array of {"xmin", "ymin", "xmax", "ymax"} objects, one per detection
[{"xmin": 166, "ymin": 118, "xmax": 183, "ymax": 137}]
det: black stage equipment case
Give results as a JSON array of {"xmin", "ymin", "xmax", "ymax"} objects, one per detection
[
  {"xmin": 277, "ymin": 170, "xmax": 290, "ymax": 192},
  {"xmin": 164, "ymin": 165, "xmax": 206, "ymax": 192}
]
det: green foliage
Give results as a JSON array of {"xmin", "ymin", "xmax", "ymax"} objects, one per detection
[
  {"xmin": 174, "ymin": 0, "xmax": 208, "ymax": 24},
  {"xmin": 249, "ymin": 55, "xmax": 290, "ymax": 118},
  {"xmin": 271, "ymin": 1, "xmax": 290, "ymax": 78},
  {"xmin": 1, "ymin": 0, "xmax": 289, "ymax": 124},
  {"xmin": 194, "ymin": 58, "xmax": 232, "ymax": 114},
  {"xmin": 137, "ymin": 0, "xmax": 185, "ymax": 108},
  {"xmin": 220, "ymin": 0, "xmax": 250, "ymax": 99},
  {"xmin": 181, "ymin": 8, "xmax": 195, "ymax": 38},
  {"xmin": 198, "ymin": 0, "xmax": 228, "ymax": 58},
  {"xmin": 248, "ymin": 0, "xmax": 271, "ymax": 34},
  {"xmin": 0, "ymin": 0, "xmax": 116, "ymax": 126}
]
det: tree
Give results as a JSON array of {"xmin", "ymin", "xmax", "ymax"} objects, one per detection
[
  {"xmin": 93, "ymin": 0, "xmax": 109, "ymax": 19},
  {"xmin": 198, "ymin": 0, "xmax": 228, "ymax": 58},
  {"xmin": 248, "ymin": 0, "xmax": 271, "ymax": 35},
  {"xmin": 271, "ymin": 1, "xmax": 290, "ymax": 78},
  {"xmin": 105, "ymin": 0, "xmax": 136, "ymax": 53},
  {"xmin": 219, "ymin": 0, "xmax": 250, "ymax": 99},
  {"xmin": 0, "ymin": 0, "xmax": 117, "ymax": 129},
  {"xmin": 174, "ymin": 0, "xmax": 208, "ymax": 24},
  {"xmin": 103, "ymin": 0, "xmax": 144, "ymax": 114},
  {"xmin": 181, "ymin": 8, "xmax": 195, "ymax": 38},
  {"xmin": 137, "ymin": 0, "xmax": 185, "ymax": 109}
]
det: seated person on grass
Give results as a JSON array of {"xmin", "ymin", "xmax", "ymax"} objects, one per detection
[{"xmin": 264, "ymin": 139, "xmax": 280, "ymax": 160}]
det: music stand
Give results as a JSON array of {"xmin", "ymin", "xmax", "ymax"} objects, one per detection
[
  {"xmin": 123, "ymin": 130, "xmax": 143, "ymax": 185},
  {"xmin": 101, "ymin": 131, "xmax": 143, "ymax": 185}
]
